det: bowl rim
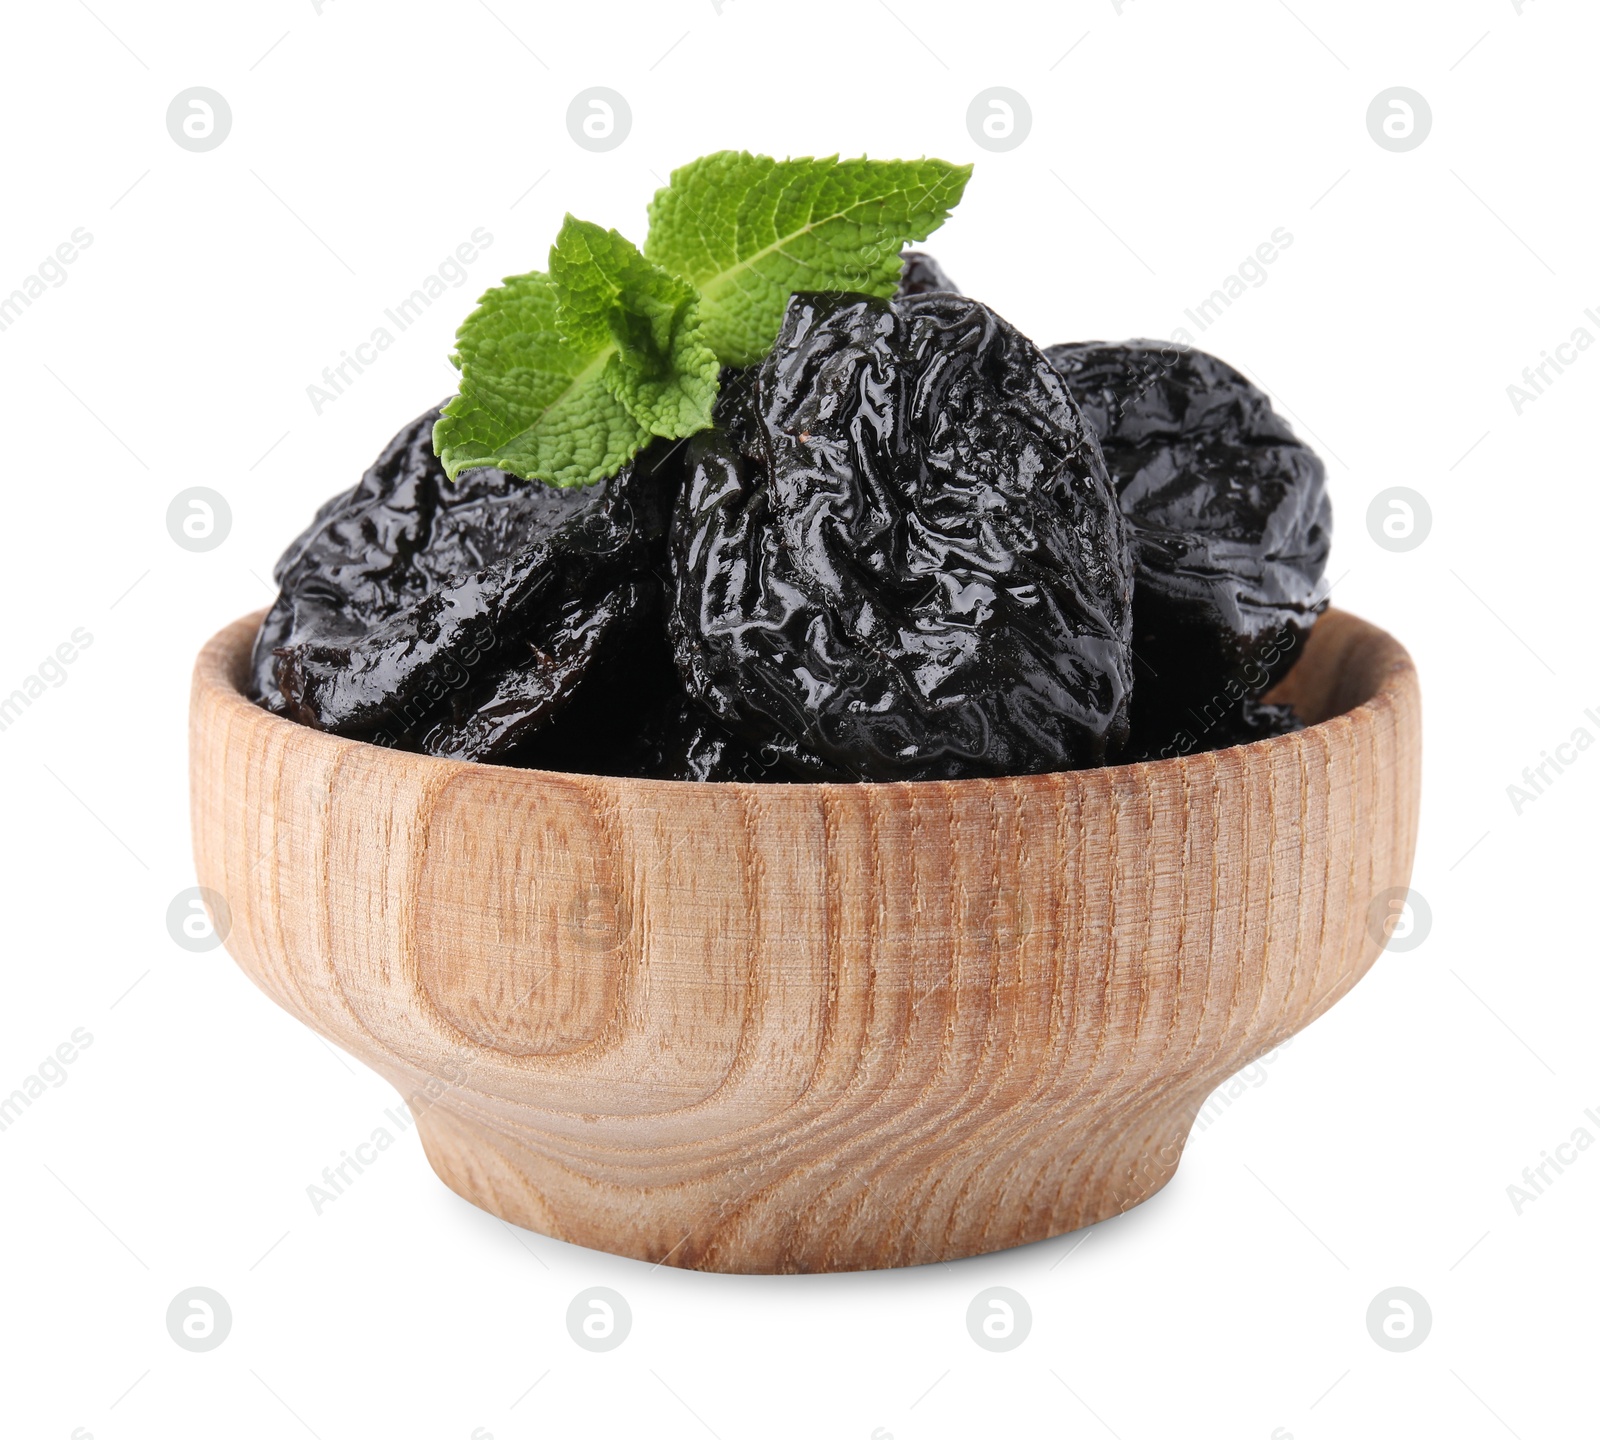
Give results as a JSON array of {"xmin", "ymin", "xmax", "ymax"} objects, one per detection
[{"xmin": 193, "ymin": 606, "xmax": 1416, "ymax": 795}]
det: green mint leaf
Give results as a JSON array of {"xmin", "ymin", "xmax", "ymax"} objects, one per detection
[
  {"xmin": 549, "ymin": 216, "xmax": 719, "ymax": 439},
  {"xmin": 643, "ymin": 151, "xmax": 973, "ymax": 366},
  {"xmin": 436, "ymin": 156, "xmax": 973, "ymax": 487},
  {"xmin": 435, "ymin": 220, "xmax": 719, "ymax": 486},
  {"xmin": 434, "ymin": 271, "xmax": 650, "ymax": 487}
]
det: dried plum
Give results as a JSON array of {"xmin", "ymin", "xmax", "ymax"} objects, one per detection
[
  {"xmin": 510, "ymin": 611, "xmax": 778, "ymax": 781},
  {"xmin": 669, "ymin": 291, "xmax": 1135, "ymax": 781},
  {"xmin": 643, "ymin": 698, "xmax": 786, "ymax": 782},
  {"xmin": 253, "ymin": 315, "xmax": 1333, "ymax": 780},
  {"xmin": 252, "ymin": 406, "xmax": 675, "ymax": 763},
  {"xmin": 251, "ymin": 409, "xmax": 608, "ymax": 706},
  {"xmin": 405, "ymin": 579, "xmax": 647, "ymax": 762},
  {"xmin": 896, "ymin": 250, "xmax": 959, "ymax": 297},
  {"xmin": 1044, "ymin": 341, "xmax": 1330, "ymax": 760}
]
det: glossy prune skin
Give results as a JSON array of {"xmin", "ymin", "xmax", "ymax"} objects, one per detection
[
  {"xmin": 670, "ymin": 292, "xmax": 1135, "ymax": 781},
  {"xmin": 643, "ymin": 698, "xmax": 787, "ymax": 781},
  {"xmin": 896, "ymin": 250, "xmax": 959, "ymax": 297},
  {"xmin": 1044, "ymin": 341, "xmax": 1330, "ymax": 759},
  {"xmin": 511, "ymin": 608, "xmax": 776, "ymax": 781},
  {"xmin": 405, "ymin": 578, "xmax": 647, "ymax": 762},
  {"xmin": 252, "ymin": 409, "xmax": 609, "ymax": 706},
  {"xmin": 251, "ymin": 406, "xmax": 673, "ymax": 763}
]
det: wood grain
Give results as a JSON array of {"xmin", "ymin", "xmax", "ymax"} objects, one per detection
[{"xmin": 189, "ymin": 608, "xmax": 1421, "ymax": 1273}]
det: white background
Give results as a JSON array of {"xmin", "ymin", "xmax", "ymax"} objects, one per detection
[{"xmin": 1, "ymin": 1, "xmax": 1596, "ymax": 1436}]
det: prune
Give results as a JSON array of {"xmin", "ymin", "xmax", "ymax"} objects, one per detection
[
  {"xmin": 669, "ymin": 291, "xmax": 1135, "ymax": 781},
  {"xmin": 641, "ymin": 696, "xmax": 785, "ymax": 781},
  {"xmin": 896, "ymin": 250, "xmax": 959, "ymax": 297},
  {"xmin": 252, "ymin": 409, "xmax": 603, "ymax": 706},
  {"xmin": 1044, "ymin": 341, "xmax": 1330, "ymax": 760},
  {"xmin": 255, "ymin": 320, "xmax": 1330, "ymax": 779},
  {"xmin": 403, "ymin": 578, "xmax": 648, "ymax": 762},
  {"xmin": 251, "ymin": 405, "xmax": 674, "ymax": 763},
  {"xmin": 511, "ymin": 609, "xmax": 777, "ymax": 781}
]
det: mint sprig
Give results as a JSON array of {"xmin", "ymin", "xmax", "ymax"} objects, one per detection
[
  {"xmin": 549, "ymin": 218, "xmax": 719, "ymax": 443},
  {"xmin": 645, "ymin": 153, "xmax": 973, "ymax": 366},
  {"xmin": 435, "ymin": 219, "xmax": 716, "ymax": 485},
  {"xmin": 435, "ymin": 152, "xmax": 972, "ymax": 488}
]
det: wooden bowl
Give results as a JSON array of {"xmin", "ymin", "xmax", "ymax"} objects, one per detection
[{"xmin": 190, "ymin": 608, "xmax": 1419, "ymax": 1273}]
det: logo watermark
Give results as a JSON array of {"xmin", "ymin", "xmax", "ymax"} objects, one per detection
[
  {"xmin": 966, "ymin": 1287, "xmax": 1031, "ymax": 1351},
  {"xmin": 1366, "ymin": 486, "xmax": 1431, "ymax": 552},
  {"xmin": 0, "ymin": 627, "xmax": 94, "ymax": 735},
  {"xmin": 566, "ymin": 89, "xmax": 630, "ymax": 152},
  {"xmin": 1505, "ymin": 708, "xmax": 1599, "ymax": 814},
  {"xmin": 0, "ymin": 228, "xmax": 94, "ymax": 334},
  {"xmin": 166, "ymin": 89, "xmax": 231, "ymax": 152},
  {"xmin": 367, "ymin": 616, "xmax": 503, "ymax": 749},
  {"xmin": 1506, "ymin": 1107, "xmax": 1599, "ymax": 1215},
  {"xmin": 966, "ymin": 89, "xmax": 1031, "ymax": 152},
  {"xmin": 1367, "ymin": 887, "xmax": 1431, "ymax": 952},
  {"xmin": 1506, "ymin": 311, "xmax": 1600, "ymax": 415},
  {"xmin": 1176, "ymin": 228, "xmax": 1295, "ymax": 340},
  {"xmin": 306, "ymin": 1108, "xmax": 412, "ymax": 1214},
  {"xmin": 166, "ymin": 887, "xmax": 231, "ymax": 953},
  {"xmin": 167, "ymin": 488, "xmax": 231, "ymax": 552},
  {"xmin": 1155, "ymin": 625, "xmax": 1299, "ymax": 760},
  {"xmin": 1192, "ymin": 1041, "xmax": 1294, "ymax": 1133},
  {"xmin": 567, "ymin": 1287, "xmax": 631, "ymax": 1351},
  {"xmin": 306, "ymin": 229, "xmax": 495, "ymax": 415},
  {"xmin": 1366, "ymin": 89, "xmax": 1431, "ymax": 152},
  {"xmin": 1365, "ymin": 1287, "xmax": 1431, "ymax": 1351},
  {"xmin": 0, "ymin": 1027, "xmax": 94, "ymax": 1135},
  {"xmin": 166, "ymin": 1287, "xmax": 232, "ymax": 1351}
]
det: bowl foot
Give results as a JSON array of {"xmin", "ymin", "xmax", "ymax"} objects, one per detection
[{"xmin": 413, "ymin": 1099, "xmax": 1198, "ymax": 1274}]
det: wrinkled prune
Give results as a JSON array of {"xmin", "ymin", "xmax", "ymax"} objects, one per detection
[
  {"xmin": 251, "ymin": 406, "xmax": 674, "ymax": 762},
  {"xmin": 896, "ymin": 250, "xmax": 959, "ymax": 297},
  {"xmin": 669, "ymin": 291, "xmax": 1135, "ymax": 781},
  {"xmin": 406, "ymin": 578, "xmax": 648, "ymax": 762},
  {"xmin": 252, "ymin": 409, "xmax": 606, "ymax": 706},
  {"xmin": 509, "ymin": 609, "xmax": 776, "ymax": 781},
  {"xmin": 255, "ymin": 300, "xmax": 1335, "ymax": 781},
  {"xmin": 641, "ymin": 696, "xmax": 784, "ymax": 782},
  {"xmin": 1044, "ymin": 342, "xmax": 1330, "ymax": 760}
]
